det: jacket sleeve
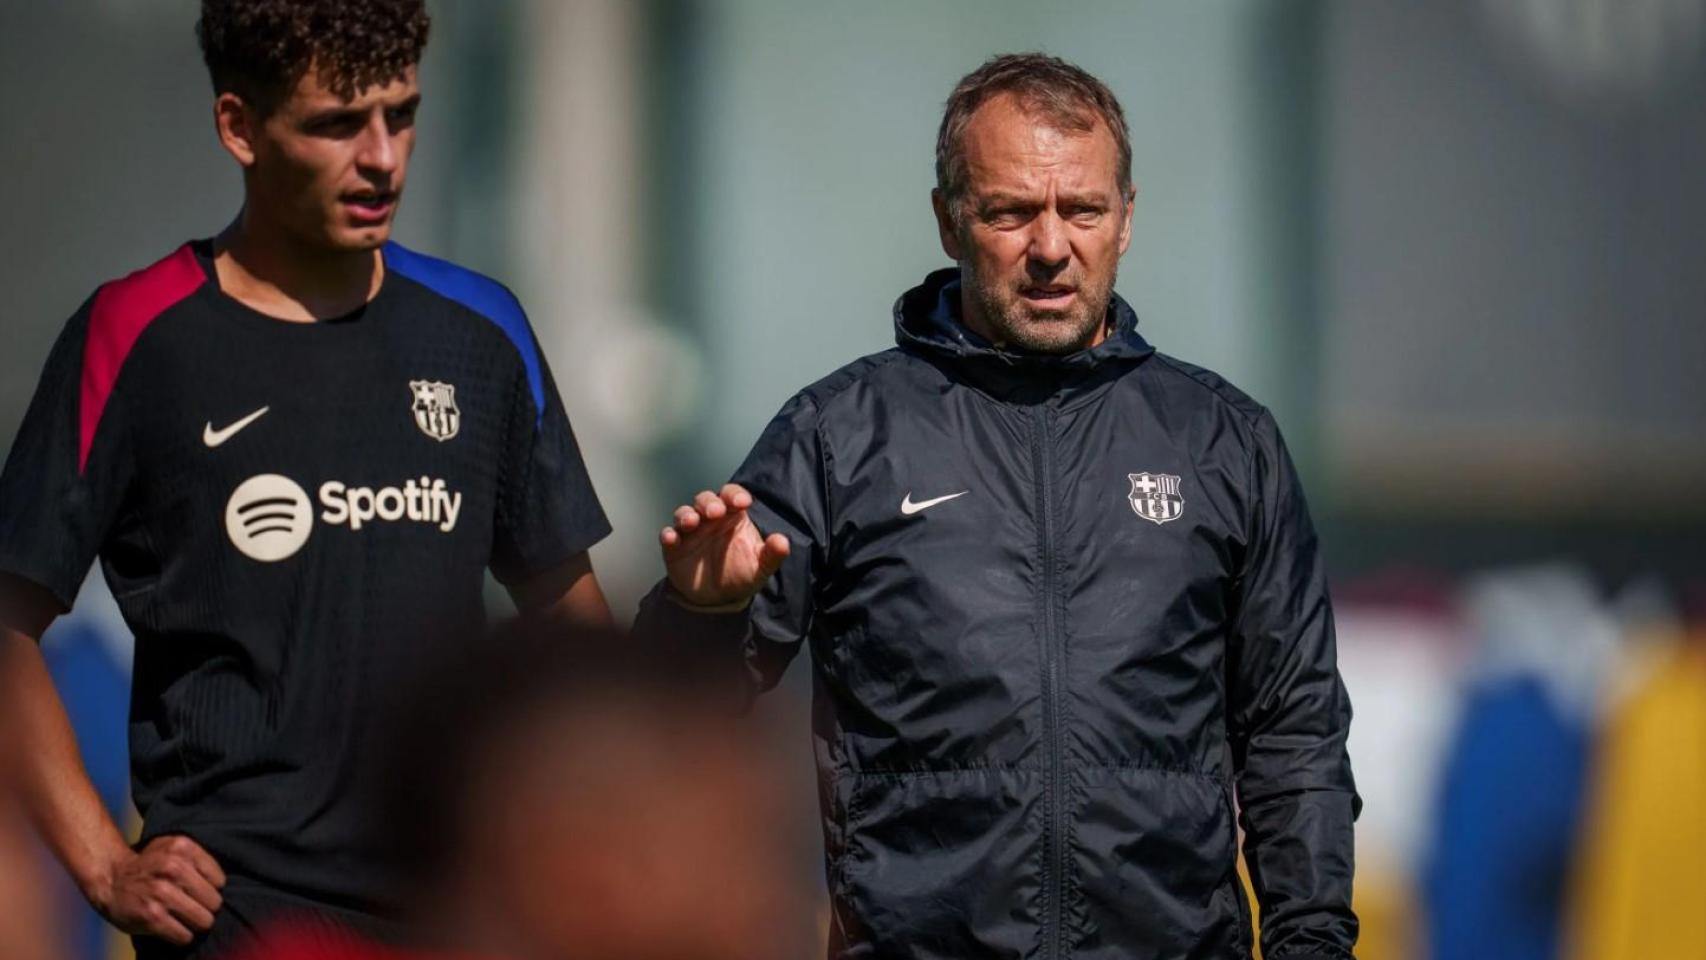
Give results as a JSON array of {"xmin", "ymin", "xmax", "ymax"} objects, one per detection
[
  {"xmin": 1227, "ymin": 411, "xmax": 1360, "ymax": 959},
  {"xmin": 633, "ymin": 390, "xmax": 828, "ymax": 697}
]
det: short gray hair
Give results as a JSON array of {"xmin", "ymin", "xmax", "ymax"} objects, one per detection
[{"xmin": 935, "ymin": 53, "xmax": 1132, "ymax": 219}]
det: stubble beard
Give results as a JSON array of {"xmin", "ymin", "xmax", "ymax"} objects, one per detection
[{"xmin": 963, "ymin": 266, "xmax": 1117, "ymax": 355}]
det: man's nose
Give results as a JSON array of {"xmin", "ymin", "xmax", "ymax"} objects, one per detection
[
  {"xmin": 1027, "ymin": 211, "xmax": 1070, "ymax": 268},
  {"xmin": 355, "ymin": 115, "xmax": 400, "ymax": 177}
]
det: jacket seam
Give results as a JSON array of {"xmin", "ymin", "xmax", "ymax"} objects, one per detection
[
  {"xmin": 811, "ymin": 395, "xmax": 836, "ymax": 572},
  {"xmin": 802, "ymin": 350, "xmax": 903, "ymax": 574},
  {"xmin": 1149, "ymin": 354, "xmax": 1265, "ymax": 429},
  {"xmin": 804, "ymin": 349, "xmax": 908, "ymax": 413},
  {"xmin": 1150, "ymin": 353, "xmax": 1267, "ymax": 566},
  {"xmin": 1241, "ymin": 412, "xmax": 1265, "ymax": 575}
]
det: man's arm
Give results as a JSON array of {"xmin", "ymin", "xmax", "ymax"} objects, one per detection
[
  {"xmin": 1226, "ymin": 414, "xmax": 1359, "ymax": 960},
  {"xmin": 0, "ymin": 576, "xmax": 225, "ymax": 947},
  {"xmin": 506, "ymin": 550, "xmax": 614, "ymax": 627},
  {"xmin": 636, "ymin": 391, "xmax": 826, "ymax": 694}
]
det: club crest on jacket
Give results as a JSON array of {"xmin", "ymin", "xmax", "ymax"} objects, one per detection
[{"xmin": 1128, "ymin": 472, "xmax": 1183, "ymax": 524}]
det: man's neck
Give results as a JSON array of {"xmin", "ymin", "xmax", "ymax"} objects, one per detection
[{"xmin": 213, "ymin": 215, "xmax": 383, "ymax": 323}]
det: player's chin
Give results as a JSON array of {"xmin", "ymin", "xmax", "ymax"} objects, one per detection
[
  {"xmin": 1010, "ymin": 314, "xmax": 1099, "ymax": 353},
  {"xmin": 325, "ymin": 222, "xmax": 394, "ymax": 252}
]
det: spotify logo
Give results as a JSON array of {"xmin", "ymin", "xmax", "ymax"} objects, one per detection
[{"xmin": 224, "ymin": 474, "xmax": 313, "ymax": 562}]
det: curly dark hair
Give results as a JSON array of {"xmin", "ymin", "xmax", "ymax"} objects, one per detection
[
  {"xmin": 197, "ymin": 0, "xmax": 431, "ymax": 113},
  {"xmin": 935, "ymin": 53, "xmax": 1132, "ymax": 221}
]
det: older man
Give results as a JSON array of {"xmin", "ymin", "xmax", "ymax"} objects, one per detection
[{"xmin": 643, "ymin": 53, "xmax": 1358, "ymax": 959}]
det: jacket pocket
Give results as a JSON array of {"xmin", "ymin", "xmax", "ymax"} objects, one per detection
[
  {"xmin": 833, "ymin": 766, "xmax": 1044, "ymax": 960},
  {"xmin": 1069, "ymin": 766, "xmax": 1248, "ymax": 959}
]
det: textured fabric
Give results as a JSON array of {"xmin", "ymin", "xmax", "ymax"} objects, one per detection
[
  {"xmin": 639, "ymin": 268, "xmax": 1358, "ymax": 959},
  {"xmin": 0, "ymin": 240, "xmax": 609, "ymax": 923}
]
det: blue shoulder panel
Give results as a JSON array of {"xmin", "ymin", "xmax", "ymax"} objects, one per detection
[{"xmin": 383, "ymin": 242, "xmax": 545, "ymax": 426}]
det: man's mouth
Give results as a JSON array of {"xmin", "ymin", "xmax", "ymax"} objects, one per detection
[
  {"xmin": 342, "ymin": 191, "xmax": 397, "ymax": 222},
  {"xmin": 1020, "ymin": 284, "xmax": 1077, "ymax": 308}
]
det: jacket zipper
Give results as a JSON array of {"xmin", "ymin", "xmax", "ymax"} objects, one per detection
[{"xmin": 1032, "ymin": 405, "xmax": 1067, "ymax": 959}]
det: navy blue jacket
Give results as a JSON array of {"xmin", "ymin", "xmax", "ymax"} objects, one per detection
[{"xmin": 642, "ymin": 268, "xmax": 1359, "ymax": 959}]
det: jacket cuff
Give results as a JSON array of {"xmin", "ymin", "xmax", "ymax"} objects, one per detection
[
  {"xmin": 634, "ymin": 580, "xmax": 751, "ymax": 642},
  {"xmin": 632, "ymin": 579, "xmax": 756, "ymax": 708}
]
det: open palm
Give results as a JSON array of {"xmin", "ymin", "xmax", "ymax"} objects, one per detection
[{"xmin": 660, "ymin": 484, "xmax": 790, "ymax": 607}]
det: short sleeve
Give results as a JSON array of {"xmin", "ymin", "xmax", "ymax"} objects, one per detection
[
  {"xmin": 488, "ymin": 333, "xmax": 611, "ymax": 585},
  {"xmin": 0, "ymin": 301, "xmax": 137, "ymax": 611}
]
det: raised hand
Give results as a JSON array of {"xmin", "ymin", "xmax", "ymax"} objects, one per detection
[
  {"xmin": 92, "ymin": 834, "xmax": 226, "ymax": 946},
  {"xmin": 659, "ymin": 484, "xmax": 790, "ymax": 608}
]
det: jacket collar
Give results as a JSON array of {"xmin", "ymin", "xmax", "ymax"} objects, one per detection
[{"xmin": 892, "ymin": 267, "xmax": 1154, "ymax": 402}]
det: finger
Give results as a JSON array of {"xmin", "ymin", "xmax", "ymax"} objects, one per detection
[
  {"xmin": 693, "ymin": 490, "xmax": 726, "ymax": 521},
  {"xmin": 660, "ymin": 526, "xmax": 680, "ymax": 548},
  {"xmin": 142, "ymin": 907, "xmax": 195, "ymax": 946},
  {"xmin": 672, "ymin": 505, "xmax": 702, "ymax": 531},
  {"xmin": 172, "ymin": 836, "xmax": 226, "ymax": 889},
  {"xmin": 757, "ymin": 533, "xmax": 791, "ymax": 580},
  {"xmin": 719, "ymin": 483, "xmax": 752, "ymax": 511},
  {"xmin": 166, "ymin": 859, "xmax": 223, "ymax": 914},
  {"xmin": 156, "ymin": 880, "xmax": 216, "ymax": 933}
]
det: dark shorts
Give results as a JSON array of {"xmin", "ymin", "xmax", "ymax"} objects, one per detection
[{"xmin": 130, "ymin": 878, "xmax": 400, "ymax": 960}]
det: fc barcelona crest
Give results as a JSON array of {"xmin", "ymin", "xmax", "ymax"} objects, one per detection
[
  {"xmin": 1128, "ymin": 472, "xmax": 1184, "ymax": 525},
  {"xmin": 409, "ymin": 380, "xmax": 461, "ymax": 442}
]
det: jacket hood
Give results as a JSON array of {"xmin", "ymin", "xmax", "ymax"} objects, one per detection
[{"xmin": 893, "ymin": 267, "xmax": 1154, "ymax": 386}]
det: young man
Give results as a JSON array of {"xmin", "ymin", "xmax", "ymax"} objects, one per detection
[
  {"xmin": 644, "ymin": 54, "xmax": 1359, "ymax": 959},
  {"xmin": 0, "ymin": 1, "xmax": 612, "ymax": 955}
]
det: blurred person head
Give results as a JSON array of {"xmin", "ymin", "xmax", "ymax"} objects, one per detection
[
  {"xmin": 196, "ymin": 0, "xmax": 431, "ymax": 253},
  {"xmin": 361, "ymin": 621, "xmax": 801, "ymax": 960},
  {"xmin": 931, "ymin": 52, "xmax": 1135, "ymax": 355}
]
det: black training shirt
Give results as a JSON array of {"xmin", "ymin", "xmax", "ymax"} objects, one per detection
[{"xmin": 0, "ymin": 240, "xmax": 609, "ymax": 917}]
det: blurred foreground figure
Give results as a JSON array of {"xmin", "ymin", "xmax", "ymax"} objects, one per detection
[
  {"xmin": 230, "ymin": 622, "xmax": 803, "ymax": 960},
  {"xmin": 0, "ymin": 0, "xmax": 612, "ymax": 954},
  {"xmin": 643, "ymin": 52, "xmax": 1358, "ymax": 959}
]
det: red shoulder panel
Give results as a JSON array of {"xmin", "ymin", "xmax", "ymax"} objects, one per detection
[{"xmin": 78, "ymin": 244, "xmax": 205, "ymax": 472}]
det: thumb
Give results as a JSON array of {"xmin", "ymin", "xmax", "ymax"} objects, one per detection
[{"xmin": 755, "ymin": 532, "xmax": 790, "ymax": 581}]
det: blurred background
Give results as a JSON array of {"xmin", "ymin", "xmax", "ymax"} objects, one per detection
[{"xmin": 3, "ymin": 0, "xmax": 1703, "ymax": 957}]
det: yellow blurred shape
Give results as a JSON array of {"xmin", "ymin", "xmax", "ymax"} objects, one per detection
[{"xmin": 1567, "ymin": 637, "xmax": 1706, "ymax": 960}]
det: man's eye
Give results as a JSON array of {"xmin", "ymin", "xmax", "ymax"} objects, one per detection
[{"xmin": 310, "ymin": 118, "xmax": 363, "ymax": 137}]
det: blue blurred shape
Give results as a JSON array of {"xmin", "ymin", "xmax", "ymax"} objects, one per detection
[
  {"xmin": 41, "ymin": 617, "xmax": 131, "ymax": 960},
  {"xmin": 1424, "ymin": 674, "xmax": 1588, "ymax": 960}
]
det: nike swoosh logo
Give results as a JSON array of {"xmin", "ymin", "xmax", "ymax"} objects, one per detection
[
  {"xmin": 203, "ymin": 406, "xmax": 270, "ymax": 448},
  {"xmin": 901, "ymin": 490, "xmax": 968, "ymax": 516}
]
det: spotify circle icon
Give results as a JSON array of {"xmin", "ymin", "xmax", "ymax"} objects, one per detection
[{"xmin": 225, "ymin": 474, "xmax": 312, "ymax": 562}]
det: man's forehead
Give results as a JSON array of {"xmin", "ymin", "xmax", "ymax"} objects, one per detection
[
  {"xmin": 285, "ymin": 62, "xmax": 419, "ymax": 111},
  {"xmin": 960, "ymin": 97, "xmax": 1120, "ymax": 191},
  {"xmin": 966, "ymin": 91, "xmax": 1101, "ymax": 138}
]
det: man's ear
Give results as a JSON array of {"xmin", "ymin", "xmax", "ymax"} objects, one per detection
[
  {"xmin": 214, "ymin": 92, "xmax": 260, "ymax": 168},
  {"xmin": 1117, "ymin": 184, "xmax": 1136, "ymax": 256},
  {"xmin": 931, "ymin": 189, "xmax": 965, "ymax": 261}
]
